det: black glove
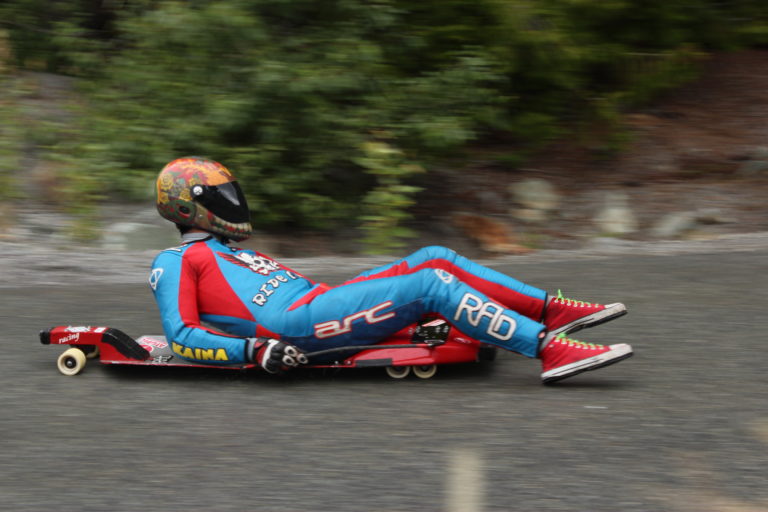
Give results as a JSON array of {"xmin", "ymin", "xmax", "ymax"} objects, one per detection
[{"xmin": 254, "ymin": 338, "xmax": 308, "ymax": 374}]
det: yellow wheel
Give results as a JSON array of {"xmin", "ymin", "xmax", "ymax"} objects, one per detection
[
  {"xmin": 412, "ymin": 365, "xmax": 437, "ymax": 379},
  {"xmin": 385, "ymin": 366, "xmax": 411, "ymax": 379},
  {"xmin": 57, "ymin": 348, "xmax": 87, "ymax": 376}
]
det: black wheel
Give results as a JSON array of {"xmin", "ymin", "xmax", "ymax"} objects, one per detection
[{"xmin": 478, "ymin": 345, "xmax": 498, "ymax": 362}]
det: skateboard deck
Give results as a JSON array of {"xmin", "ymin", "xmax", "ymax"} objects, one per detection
[{"xmin": 41, "ymin": 320, "xmax": 495, "ymax": 378}]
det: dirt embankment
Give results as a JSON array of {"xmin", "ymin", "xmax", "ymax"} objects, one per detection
[{"xmin": 412, "ymin": 49, "xmax": 768, "ymax": 256}]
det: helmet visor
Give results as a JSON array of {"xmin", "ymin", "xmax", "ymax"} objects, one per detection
[{"xmin": 193, "ymin": 181, "xmax": 250, "ymax": 224}]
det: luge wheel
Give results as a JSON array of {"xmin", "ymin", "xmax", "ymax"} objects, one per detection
[
  {"xmin": 385, "ymin": 366, "xmax": 411, "ymax": 379},
  {"xmin": 412, "ymin": 365, "xmax": 437, "ymax": 379},
  {"xmin": 57, "ymin": 348, "xmax": 87, "ymax": 376},
  {"xmin": 80, "ymin": 345, "xmax": 100, "ymax": 359}
]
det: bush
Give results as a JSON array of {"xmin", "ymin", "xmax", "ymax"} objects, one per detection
[
  {"xmin": 54, "ymin": 1, "xmax": 507, "ymax": 249},
  {"xmin": 1, "ymin": 0, "xmax": 767, "ymax": 251}
]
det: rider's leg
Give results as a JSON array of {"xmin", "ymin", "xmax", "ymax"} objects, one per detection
[
  {"xmin": 279, "ymin": 266, "xmax": 634, "ymax": 383},
  {"xmin": 349, "ymin": 246, "xmax": 627, "ymax": 335},
  {"xmin": 281, "ymin": 267, "xmax": 546, "ymax": 357},
  {"xmin": 345, "ymin": 246, "xmax": 547, "ymax": 320}
]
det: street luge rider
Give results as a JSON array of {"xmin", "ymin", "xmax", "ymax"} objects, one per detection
[{"xmin": 150, "ymin": 157, "xmax": 633, "ymax": 383}]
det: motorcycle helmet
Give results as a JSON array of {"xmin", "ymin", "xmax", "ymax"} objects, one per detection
[{"xmin": 156, "ymin": 157, "xmax": 252, "ymax": 241}]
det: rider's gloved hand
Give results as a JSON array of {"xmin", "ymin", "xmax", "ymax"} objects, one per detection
[{"xmin": 252, "ymin": 338, "xmax": 308, "ymax": 374}]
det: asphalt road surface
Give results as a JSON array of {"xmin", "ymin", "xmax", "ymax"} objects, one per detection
[{"xmin": 1, "ymin": 246, "xmax": 767, "ymax": 511}]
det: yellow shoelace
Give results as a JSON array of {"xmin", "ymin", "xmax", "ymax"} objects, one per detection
[
  {"xmin": 555, "ymin": 333, "xmax": 601, "ymax": 349},
  {"xmin": 555, "ymin": 289, "xmax": 593, "ymax": 306}
]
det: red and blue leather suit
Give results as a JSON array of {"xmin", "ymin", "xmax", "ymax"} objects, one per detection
[{"xmin": 149, "ymin": 235, "xmax": 549, "ymax": 364}]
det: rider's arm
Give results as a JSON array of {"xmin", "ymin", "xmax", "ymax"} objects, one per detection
[{"xmin": 149, "ymin": 250, "xmax": 255, "ymax": 364}]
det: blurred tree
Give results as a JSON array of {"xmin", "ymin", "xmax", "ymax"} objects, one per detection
[
  {"xmin": 47, "ymin": 0, "xmax": 506, "ymax": 244},
  {"xmin": 0, "ymin": 0, "xmax": 767, "ymax": 250}
]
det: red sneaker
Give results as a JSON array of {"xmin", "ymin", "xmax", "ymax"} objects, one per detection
[
  {"xmin": 540, "ymin": 333, "xmax": 633, "ymax": 384},
  {"xmin": 543, "ymin": 290, "xmax": 627, "ymax": 335}
]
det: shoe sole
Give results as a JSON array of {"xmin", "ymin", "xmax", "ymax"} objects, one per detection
[
  {"xmin": 551, "ymin": 303, "xmax": 628, "ymax": 336},
  {"xmin": 541, "ymin": 343, "xmax": 633, "ymax": 384}
]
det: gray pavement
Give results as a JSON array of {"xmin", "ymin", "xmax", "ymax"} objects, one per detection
[{"xmin": 1, "ymin": 242, "xmax": 767, "ymax": 511}]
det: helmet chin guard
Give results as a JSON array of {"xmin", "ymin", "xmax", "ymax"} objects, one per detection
[{"xmin": 156, "ymin": 157, "xmax": 252, "ymax": 241}]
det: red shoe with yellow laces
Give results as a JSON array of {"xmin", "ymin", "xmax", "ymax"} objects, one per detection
[
  {"xmin": 539, "ymin": 333, "xmax": 633, "ymax": 384},
  {"xmin": 542, "ymin": 290, "xmax": 627, "ymax": 335}
]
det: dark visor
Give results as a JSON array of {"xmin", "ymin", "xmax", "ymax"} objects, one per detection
[{"xmin": 194, "ymin": 181, "xmax": 250, "ymax": 223}]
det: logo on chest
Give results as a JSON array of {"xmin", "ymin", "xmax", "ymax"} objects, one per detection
[{"xmin": 218, "ymin": 251, "xmax": 281, "ymax": 275}]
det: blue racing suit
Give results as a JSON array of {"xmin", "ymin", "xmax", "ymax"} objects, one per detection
[{"xmin": 149, "ymin": 234, "xmax": 549, "ymax": 365}]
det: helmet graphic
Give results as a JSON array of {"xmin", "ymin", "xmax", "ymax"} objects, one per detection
[{"xmin": 156, "ymin": 157, "xmax": 252, "ymax": 241}]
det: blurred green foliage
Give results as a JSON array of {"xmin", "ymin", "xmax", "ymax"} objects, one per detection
[{"xmin": 1, "ymin": 0, "xmax": 767, "ymax": 251}]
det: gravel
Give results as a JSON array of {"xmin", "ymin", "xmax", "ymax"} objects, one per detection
[{"xmin": 4, "ymin": 230, "xmax": 768, "ymax": 288}]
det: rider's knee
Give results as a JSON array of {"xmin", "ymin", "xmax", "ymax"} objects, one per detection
[
  {"xmin": 415, "ymin": 266, "xmax": 458, "ymax": 291},
  {"xmin": 417, "ymin": 245, "xmax": 457, "ymax": 261}
]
